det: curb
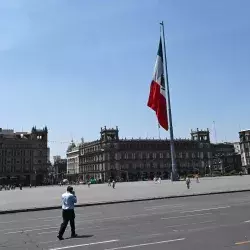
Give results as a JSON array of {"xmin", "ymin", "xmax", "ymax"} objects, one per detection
[{"xmin": 1, "ymin": 188, "xmax": 250, "ymax": 215}]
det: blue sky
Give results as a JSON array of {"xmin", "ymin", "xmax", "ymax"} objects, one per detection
[{"xmin": 1, "ymin": 0, "xmax": 250, "ymax": 158}]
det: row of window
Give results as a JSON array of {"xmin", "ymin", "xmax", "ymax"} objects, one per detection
[
  {"xmin": 0, "ymin": 166, "xmax": 33, "ymax": 173},
  {"xmin": 240, "ymin": 135, "xmax": 250, "ymax": 142},
  {"xmin": 80, "ymin": 151, "xmax": 211, "ymax": 164},
  {"xmin": 67, "ymin": 167, "xmax": 80, "ymax": 173},
  {"xmin": 0, "ymin": 159, "xmax": 32, "ymax": 165},
  {"xmin": 80, "ymin": 145, "xmax": 102, "ymax": 155},
  {"xmin": 0, "ymin": 144, "xmax": 33, "ymax": 148},
  {"xmin": 79, "ymin": 160, "xmax": 207, "ymax": 173},
  {"xmin": 0, "ymin": 158, "xmax": 44, "ymax": 164},
  {"xmin": 79, "ymin": 142, "xmax": 211, "ymax": 155},
  {"xmin": 0, "ymin": 150, "xmax": 34, "ymax": 157},
  {"xmin": 67, "ymin": 158, "xmax": 79, "ymax": 163},
  {"xmin": 119, "ymin": 142, "xmax": 210, "ymax": 150},
  {"xmin": 80, "ymin": 165, "xmax": 104, "ymax": 173}
]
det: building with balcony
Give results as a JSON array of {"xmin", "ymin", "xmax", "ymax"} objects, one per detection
[
  {"xmin": 211, "ymin": 143, "xmax": 242, "ymax": 173},
  {"xmin": 233, "ymin": 142, "xmax": 241, "ymax": 155},
  {"xmin": 0, "ymin": 126, "xmax": 49, "ymax": 186},
  {"xmin": 239, "ymin": 130, "xmax": 250, "ymax": 171},
  {"xmin": 66, "ymin": 141, "xmax": 80, "ymax": 178},
  {"xmin": 53, "ymin": 156, "xmax": 67, "ymax": 181},
  {"xmin": 78, "ymin": 127, "xmax": 213, "ymax": 182}
]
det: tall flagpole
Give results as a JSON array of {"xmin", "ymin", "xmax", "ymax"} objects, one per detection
[
  {"xmin": 158, "ymin": 123, "xmax": 161, "ymax": 139},
  {"xmin": 160, "ymin": 21, "xmax": 178, "ymax": 181}
]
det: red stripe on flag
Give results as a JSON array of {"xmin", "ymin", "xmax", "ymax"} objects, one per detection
[{"xmin": 147, "ymin": 80, "xmax": 168, "ymax": 131}]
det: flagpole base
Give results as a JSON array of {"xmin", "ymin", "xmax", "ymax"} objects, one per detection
[{"xmin": 171, "ymin": 171, "xmax": 179, "ymax": 182}]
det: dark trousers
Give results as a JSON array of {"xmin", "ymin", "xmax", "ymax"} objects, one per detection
[{"xmin": 58, "ymin": 209, "xmax": 76, "ymax": 237}]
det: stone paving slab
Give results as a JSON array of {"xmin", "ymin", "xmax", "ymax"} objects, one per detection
[{"xmin": 1, "ymin": 176, "xmax": 250, "ymax": 213}]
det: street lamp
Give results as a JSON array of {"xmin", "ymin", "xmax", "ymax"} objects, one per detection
[
  {"xmin": 209, "ymin": 164, "xmax": 212, "ymax": 176},
  {"xmin": 34, "ymin": 167, "xmax": 37, "ymax": 187},
  {"xmin": 100, "ymin": 148, "xmax": 106, "ymax": 181}
]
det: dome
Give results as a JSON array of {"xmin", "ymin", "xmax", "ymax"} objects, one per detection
[{"xmin": 67, "ymin": 140, "xmax": 76, "ymax": 152}]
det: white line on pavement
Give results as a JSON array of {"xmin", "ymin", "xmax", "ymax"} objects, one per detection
[
  {"xmin": 5, "ymin": 213, "xmax": 149, "ymax": 235},
  {"xmin": 39, "ymin": 220, "xmax": 214, "ymax": 238},
  {"xmin": 39, "ymin": 240, "xmax": 55, "ymax": 244},
  {"xmin": 48, "ymin": 239, "xmax": 119, "ymax": 250},
  {"xmin": 180, "ymin": 206, "xmax": 231, "ymax": 213},
  {"xmin": 144, "ymin": 204, "xmax": 184, "ymax": 210},
  {"xmin": 0, "ymin": 217, "xmax": 59, "ymax": 224},
  {"xmin": 164, "ymin": 220, "xmax": 215, "ymax": 229},
  {"xmin": 4, "ymin": 226, "xmax": 58, "ymax": 234},
  {"xmin": 0, "ymin": 212, "xmax": 102, "ymax": 224},
  {"xmin": 40, "ymin": 220, "xmax": 214, "ymax": 245},
  {"xmin": 39, "ymin": 221, "xmax": 155, "ymax": 236},
  {"xmin": 3, "ymin": 209, "xmax": 212, "ymax": 235},
  {"xmin": 0, "ymin": 224, "xmax": 53, "ymax": 233},
  {"xmin": 161, "ymin": 212, "xmax": 212, "ymax": 220},
  {"xmin": 104, "ymin": 238, "xmax": 186, "ymax": 250}
]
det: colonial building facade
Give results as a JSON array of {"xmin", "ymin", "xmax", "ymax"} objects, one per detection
[
  {"xmin": 0, "ymin": 126, "xmax": 49, "ymax": 186},
  {"xmin": 53, "ymin": 157, "xmax": 67, "ymax": 181},
  {"xmin": 211, "ymin": 143, "xmax": 241, "ymax": 173},
  {"xmin": 239, "ymin": 130, "xmax": 250, "ymax": 172},
  {"xmin": 78, "ymin": 127, "xmax": 213, "ymax": 182},
  {"xmin": 66, "ymin": 141, "xmax": 80, "ymax": 175}
]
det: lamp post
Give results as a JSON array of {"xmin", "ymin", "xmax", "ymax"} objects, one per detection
[
  {"xmin": 34, "ymin": 167, "xmax": 37, "ymax": 187},
  {"xmin": 101, "ymin": 148, "xmax": 106, "ymax": 181},
  {"xmin": 209, "ymin": 164, "xmax": 212, "ymax": 176}
]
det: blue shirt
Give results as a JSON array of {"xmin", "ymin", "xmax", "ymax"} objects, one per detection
[{"xmin": 61, "ymin": 192, "xmax": 77, "ymax": 210}]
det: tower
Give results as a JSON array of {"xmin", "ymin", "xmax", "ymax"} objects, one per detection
[
  {"xmin": 31, "ymin": 126, "xmax": 48, "ymax": 142},
  {"xmin": 100, "ymin": 126, "xmax": 119, "ymax": 142},
  {"xmin": 191, "ymin": 128, "xmax": 210, "ymax": 142}
]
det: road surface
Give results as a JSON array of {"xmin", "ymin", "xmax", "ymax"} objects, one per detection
[{"xmin": 1, "ymin": 191, "xmax": 250, "ymax": 249}]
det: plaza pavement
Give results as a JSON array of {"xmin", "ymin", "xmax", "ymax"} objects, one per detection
[{"xmin": 1, "ymin": 175, "xmax": 250, "ymax": 213}]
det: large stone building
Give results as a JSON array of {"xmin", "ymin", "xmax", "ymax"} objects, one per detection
[
  {"xmin": 53, "ymin": 156, "xmax": 67, "ymax": 181},
  {"xmin": 211, "ymin": 143, "xmax": 241, "ymax": 173},
  {"xmin": 233, "ymin": 142, "xmax": 241, "ymax": 155},
  {"xmin": 78, "ymin": 127, "xmax": 213, "ymax": 182},
  {"xmin": 0, "ymin": 126, "xmax": 49, "ymax": 186},
  {"xmin": 239, "ymin": 130, "xmax": 250, "ymax": 171},
  {"xmin": 66, "ymin": 141, "xmax": 80, "ymax": 175}
]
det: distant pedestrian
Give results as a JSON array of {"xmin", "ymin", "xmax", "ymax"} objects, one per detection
[
  {"xmin": 186, "ymin": 177, "xmax": 191, "ymax": 189},
  {"xmin": 196, "ymin": 174, "xmax": 199, "ymax": 183},
  {"xmin": 158, "ymin": 177, "xmax": 161, "ymax": 184},
  {"xmin": 57, "ymin": 186, "xmax": 78, "ymax": 240}
]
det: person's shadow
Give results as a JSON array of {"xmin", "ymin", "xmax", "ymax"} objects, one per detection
[{"xmin": 65, "ymin": 235, "xmax": 94, "ymax": 240}]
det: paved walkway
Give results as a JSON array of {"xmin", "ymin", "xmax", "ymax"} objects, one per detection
[{"xmin": 1, "ymin": 176, "xmax": 250, "ymax": 212}]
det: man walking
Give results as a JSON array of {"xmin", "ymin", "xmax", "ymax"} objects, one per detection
[{"xmin": 57, "ymin": 186, "xmax": 78, "ymax": 240}]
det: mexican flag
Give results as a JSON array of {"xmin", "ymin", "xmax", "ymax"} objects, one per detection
[{"xmin": 147, "ymin": 38, "xmax": 168, "ymax": 131}]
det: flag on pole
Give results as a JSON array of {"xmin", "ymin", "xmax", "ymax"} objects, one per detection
[{"xmin": 147, "ymin": 38, "xmax": 168, "ymax": 131}]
